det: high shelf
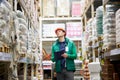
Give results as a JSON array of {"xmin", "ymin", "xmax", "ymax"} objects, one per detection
[
  {"xmin": 39, "ymin": 0, "xmax": 83, "ymax": 80},
  {"xmin": 102, "ymin": 0, "xmax": 120, "ymax": 80},
  {"xmin": 81, "ymin": 0, "xmax": 102, "ymax": 80},
  {"xmin": 81, "ymin": 0, "xmax": 102, "ymax": 61},
  {"xmin": 81, "ymin": 0, "xmax": 120, "ymax": 80},
  {"xmin": 0, "ymin": 0, "xmax": 41, "ymax": 80}
]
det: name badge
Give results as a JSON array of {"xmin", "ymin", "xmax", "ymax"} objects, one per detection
[{"xmin": 65, "ymin": 46, "xmax": 68, "ymax": 52}]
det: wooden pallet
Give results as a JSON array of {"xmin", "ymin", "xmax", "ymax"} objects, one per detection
[
  {"xmin": 0, "ymin": 46, "xmax": 10, "ymax": 53},
  {"xmin": 57, "ymin": 15, "xmax": 70, "ymax": 18},
  {"xmin": 72, "ymin": 15, "xmax": 81, "ymax": 17},
  {"xmin": 19, "ymin": 52, "xmax": 26, "ymax": 57},
  {"xmin": 43, "ymin": 16, "xmax": 55, "ymax": 18},
  {"xmin": 88, "ymin": 41, "xmax": 92, "ymax": 46},
  {"xmin": 102, "ymin": 44, "xmax": 116, "ymax": 52},
  {"xmin": 102, "ymin": 47, "xmax": 110, "ymax": 52},
  {"xmin": 4, "ymin": 47, "xmax": 10, "ymax": 53},
  {"xmin": 42, "ymin": 36, "xmax": 57, "ymax": 38},
  {"xmin": 27, "ymin": 53, "xmax": 34, "ymax": 60},
  {"xmin": 98, "ymin": 36, "xmax": 103, "ymax": 41},
  {"xmin": 0, "ymin": 46, "xmax": 4, "ymax": 52}
]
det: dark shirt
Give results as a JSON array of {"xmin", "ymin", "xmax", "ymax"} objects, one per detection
[{"xmin": 59, "ymin": 41, "xmax": 66, "ymax": 69}]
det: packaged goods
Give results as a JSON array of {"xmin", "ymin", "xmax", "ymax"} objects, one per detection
[
  {"xmin": 56, "ymin": 0, "xmax": 70, "ymax": 16},
  {"xmin": 43, "ymin": 0, "xmax": 55, "ymax": 17},
  {"xmin": 0, "ymin": 19, "xmax": 6, "ymax": 28},
  {"xmin": 19, "ymin": 24, "xmax": 27, "ymax": 32},
  {"xmin": 16, "ymin": 10, "xmax": 26, "ymax": 19},
  {"xmin": 96, "ymin": 6, "xmax": 103, "ymax": 35},
  {"xmin": 66, "ymin": 22, "xmax": 82, "ymax": 38},
  {"xmin": 18, "ymin": 18, "xmax": 27, "ymax": 26},
  {"xmin": 0, "ymin": 0, "xmax": 11, "ymax": 45},
  {"xmin": 71, "ymin": 1, "xmax": 81, "ymax": 17},
  {"xmin": 103, "ymin": 9, "xmax": 116, "ymax": 49},
  {"xmin": 42, "ymin": 24, "xmax": 65, "ymax": 38},
  {"xmin": 116, "ymin": 9, "xmax": 120, "ymax": 43},
  {"xmin": 14, "ymin": 10, "xmax": 28, "ymax": 54},
  {"xmin": 106, "ymin": 4, "xmax": 120, "ymax": 12}
]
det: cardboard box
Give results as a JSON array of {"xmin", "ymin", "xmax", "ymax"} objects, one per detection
[
  {"xmin": 56, "ymin": 0, "xmax": 70, "ymax": 16},
  {"xmin": 43, "ymin": 0, "xmax": 55, "ymax": 17},
  {"xmin": 71, "ymin": 1, "xmax": 81, "ymax": 17}
]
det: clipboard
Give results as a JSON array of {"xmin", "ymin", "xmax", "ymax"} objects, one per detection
[{"xmin": 54, "ymin": 49, "xmax": 65, "ymax": 60}]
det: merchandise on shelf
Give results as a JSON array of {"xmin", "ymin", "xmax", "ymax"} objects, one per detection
[
  {"xmin": 0, "ymin": 0, "xmax": 12, "ymax": 53},
  {"xmin": 102, "ymin": 4, "xmax": 120, "ymax": 50},
  {"xmin": 56, "ymin": 0, "xmax": 70, "ymax": 17},
  {"xmin": 27, "ymin": 28, "xmax": 40, "ymax": 61},
  {"xmin": 0, "ymin": 0, "xmax": 12, "ymax": 44},
  {"xmin": 88, "ymin": 62, "xmax": 101, "ymax": 80},
  {"xmin": 83, "ymin": 60, "xmax": 90, "ymax": 80},
  {"xmin": 101, "ymin": 58, "xmax": 115, "ymax": 80},
  {"xmin": 15, "ymin": 10, "xmax": 28, "ymax": 54},
  {"xmin": 74, "ymin": 60, "xmax": 83, "ymax": 79},
  {"xmin": 116, "ymin": 9, "xmax": 120, "ymax": 44},
  {"xmin": 85, "ymin": 19, "xmax": 93, "ymax": 43},
  {"xmin": 103, "ymin": 11, "xmax": 116, "ymax": 49},
  {"xmin": 96, "ymin": 6, "xmax": 103, "ymax": 36},
  {"xmin": 19, "ymin": 0, "xmax": 39, "ymax": 29},
  {"xmin": 66, "ymin": 22, "xmax": 82, "ymax": 38},
  {"xmin": 42, "ymin": 23, "xmax": 65, "ymax": 38},
  {"xmin": 27, "ymin": 29, "xmax": 34, "ymax": 54},
  {"xmin": 92, "ymin": 18, "xmax": 97, "ymax": 37},
  {"xmin": 106, "ymin": 4, "xmax": 120, "ymax": 12},
  {"xmin": 71, "ymin": 1, "xmax": 81, "ymax": 17},
  {"xmin": 80, "ymin": 0, "xmax": 85, "ymax": 15},
  {"xmin": 14, "ymin": 10, "xmax": 40, "ymax": 61},
  {"xmin": 42, "ymin": 0, "xmax": 55, "ymax": 17}
]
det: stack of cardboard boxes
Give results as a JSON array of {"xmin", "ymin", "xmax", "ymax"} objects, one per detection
[
  {"xmin": 101, "ymin": 58, "xmax": 114, "ymax": 80},
  {"xmin": 83, "ymin": 60, "xmax": 90, "ymax": 80}
]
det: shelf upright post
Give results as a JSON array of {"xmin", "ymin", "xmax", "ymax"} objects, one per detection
[
  {"xmin": 23, "ymin": 63, "xmax": 27, "ymax": 80},
  {"xmin": 91, "ymin": 1, "xmax": 96, "ymax": 62},
  {"xmin": 40, "ymin": 0, "xmax": 43, "ymax": 17},
  {"xmin": 7, "ymin": 0, "xmax": 19, "ymax": 79},
  {"xmin": 8, "ymin": 0, "xmax": 13, "ymax": 10},
  {"xmin": 35, "ymin": 64, "xmax": 39, "ymax": 78},
  {"xmin": 39, "ymin": 16, "xmax": 43, "ymax": 80},
  {"xmin": 31, "ymin": 64, "xmax": 34, "ymax": 80},
  {"xmin": 14, "ymin": 0, "xmax": 17, "ymax": 11},
  {"xmin": 84, "ymin": 14, "xmax": 88, "ymax": 59},
  {"xmin": 84, "ymin": 14, "xmax": 87, "ymax": 30},
  {"xmin": 81, "ymin": 17, "xmax": 84, "ymax": 58},
  {"xmin": 103, "ymin": 0, "xmax": 106, "ymax": 17}
]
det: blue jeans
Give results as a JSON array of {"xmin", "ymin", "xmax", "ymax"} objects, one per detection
[{"xmin": 57, "ymin": 69, "xmax": 74, "ymax": 80}]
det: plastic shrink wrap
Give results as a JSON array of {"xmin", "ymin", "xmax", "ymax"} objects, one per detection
[
  {"xmin": 0, "ymin": 0, "xmax": 12, "ymax": 45},
  {"xmin": 116, "ymin": 9, "xmax": 120, "ymax": 43},
  {"xmin": 102, "ymin": 4, "xmax": 120, "ymax": 49}
]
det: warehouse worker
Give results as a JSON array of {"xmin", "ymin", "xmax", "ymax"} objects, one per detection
[{"xmin": 51, "ymin": 28, "xmax": 77, "ymax": 80}]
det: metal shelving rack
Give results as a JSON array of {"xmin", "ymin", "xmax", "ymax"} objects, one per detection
[
  {"xmin": 39, "ymin": 0, "xmax": 83, "ymax": 80},
  {"xmin": 81, "ymin": 0, "xmax": 120, "ymax": 80},
  {"xmin": 0, "ymin": 0, "xmax": 41, "ymax": 80},
  {"xmin": 81, "ymin": 0, "xmax": 102, "ymax": 61},
  {"xmin": 102, "ymin": 0, "xmax": 120, "ymax": 79},
  {"xmin": 18, "ymin": 0, "xmax": 41, "ymax": 80}
]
